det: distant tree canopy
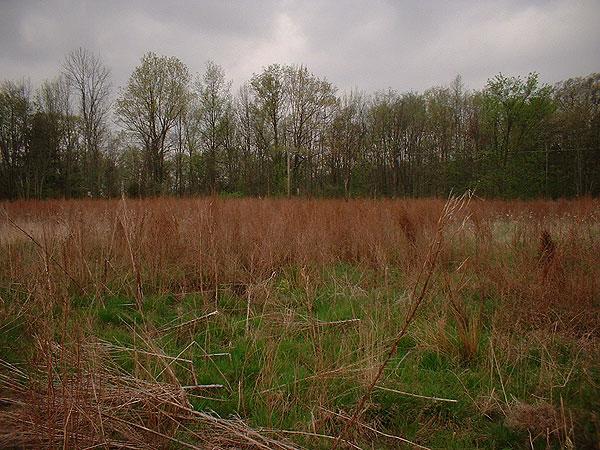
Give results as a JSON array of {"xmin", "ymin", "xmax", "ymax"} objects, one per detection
[{"xmin": 1, "ymin": 50, "xmax": 598, "ymax": 199}]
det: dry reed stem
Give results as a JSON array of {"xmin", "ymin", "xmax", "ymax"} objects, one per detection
[
  {"xmin": 331, "ymin": 191, "xmax": 472, "ymax": 449},
  {"xmin": 374, "ymin": 385, "xmax": 458, "ymax": 403},
  {"xmin": 2, "ymin": 208, "xmax": 84, "ymax": 293},
  {"xmin": 322, "ymin": 406, "xmax": 431, "ymax": 450},
  {"xmin": 0, "ymin": 339, "xmax": 296, "ymax": 449}
]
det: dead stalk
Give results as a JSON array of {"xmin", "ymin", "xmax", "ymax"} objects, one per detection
[{"xmin": 331, "ymin": 192, "xmax": 471, "ymax": 449}]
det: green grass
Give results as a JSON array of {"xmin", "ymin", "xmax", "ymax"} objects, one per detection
[{"xmin": 2, "ymin": 263, "xmax": 598, "ymax": 448}]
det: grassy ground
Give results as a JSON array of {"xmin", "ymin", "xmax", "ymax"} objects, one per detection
[{"xmin": 0, "ymin": 197, "xmax": 598, "ymax": 448}]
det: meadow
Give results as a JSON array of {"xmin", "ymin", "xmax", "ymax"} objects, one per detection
[{"xmin": 0, "ymin": 196, "xmax": 598, "ymax": 449}]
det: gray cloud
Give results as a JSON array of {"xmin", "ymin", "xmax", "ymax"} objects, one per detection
[{"xmin": 1, "ymin": 0, "xmax": 599, "ymax": 94}]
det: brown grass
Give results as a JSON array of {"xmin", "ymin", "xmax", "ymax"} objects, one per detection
[
  {"xmin": 0, "ymin": 338, "xmax": 296, "ymax": 449},
  {"xmin": 3, "ymin": 196, "xmax": 598, "ymax": 329},
  {"xmin": 0, "ymin": 195, "xmax": 598, "ymax": 448}
]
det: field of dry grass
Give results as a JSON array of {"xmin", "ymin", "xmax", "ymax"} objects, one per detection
[{"xmin": 1, "ymin": 196, "xmax": 598, "ymax": 448}]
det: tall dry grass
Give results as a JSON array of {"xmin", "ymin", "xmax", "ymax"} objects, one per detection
[
  {"xmin": 2, "ymin": 196, "xmax": 597, "ymax": 327},
  {"xmin": 0, "ymin": 196, "xmax": 598, "ymax": 448}
]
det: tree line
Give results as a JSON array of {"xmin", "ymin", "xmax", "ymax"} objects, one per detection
[{"xmin": 1, "ymin": 48, "xmax": 598, "ymax": 199}]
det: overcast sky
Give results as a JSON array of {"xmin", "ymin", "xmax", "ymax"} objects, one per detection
[{"xmin": 1, "ymin": 0, "xmax": 599, "ymax": 94}]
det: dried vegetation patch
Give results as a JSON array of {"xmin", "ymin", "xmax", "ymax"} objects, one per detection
[{"xmin": 0, "ymin": 196, "xmax": 598, "ymax": 448}]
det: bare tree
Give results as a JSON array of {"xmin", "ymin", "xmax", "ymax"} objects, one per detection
[
  {"xmin": 329, "ymin": 91, "xmax": 367, "ymax": 199},
  {"xmin": 63, "ymin": 48, "xmax": 111, "ymax": 196},
  {"xmin": 0, "ymin": 80, "xmax": 32, "ymax": 198}
]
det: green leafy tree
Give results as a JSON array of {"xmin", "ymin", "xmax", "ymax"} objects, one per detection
[
  {"xmin": 283, "ymin": 65, "xmax": 336, "ymax": 196},
  {"xmin": 480, "ymin": 73, "xmax": 555, "ymax": 196},
  {"xmin": 250, "ymin": 64, "xmax": 287, "ymax": 194},
  {"xmin": 194, "ymin": 61, "xmax": 232, "ymax": 193},
  {"xmin": 552, "ymin": 73, "xmax": 600, "ymax": 196},
  {"xmin": 116, "ymin": 52, "xmax": 190, "ymax": 195}
]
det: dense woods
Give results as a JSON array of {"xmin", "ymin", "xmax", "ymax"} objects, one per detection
[{"xmin": 1, "ymin": 49, "xmax": 598, "ymax": 199}]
